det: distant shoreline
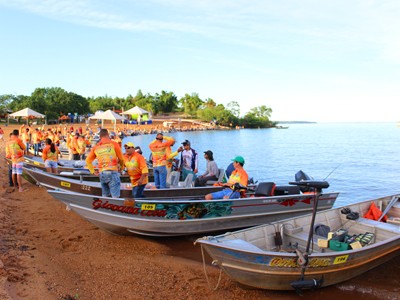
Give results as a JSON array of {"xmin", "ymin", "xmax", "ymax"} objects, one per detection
[{"xmin": 275, "ymin": 121, "xmax": 317, "ymax": 124}]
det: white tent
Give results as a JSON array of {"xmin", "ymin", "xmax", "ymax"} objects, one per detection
[
  {"xmin": 121, "ymin": 105, "xmax": 151, "ymax": 123},
  {"xmin": 89, "ymin": 109, "xmax": 124, "ymax": 131},
  {"xmin": 8, "ymin": 107, "xmax": 46, "ymax": 125},
  {"xmin": 121, "ymin": 105, "xmax": 149, "ymax": 115}
]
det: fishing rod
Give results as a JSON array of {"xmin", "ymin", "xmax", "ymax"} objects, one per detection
[{"xmin": 323, "ymin": 164, "xmax": 341, "ymax": 181}]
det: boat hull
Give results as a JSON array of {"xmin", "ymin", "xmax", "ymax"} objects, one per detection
[
  {"xmin": 196, "ymin": 195, "xmax": 400, "ymax": 290},
  {"xmin": 46, "ymin": 189, "xmax": 338, "ymax": 236},
  {"xmin": 13, "ymin": 156, "xmax": 153, "ymax": 182},
  {"xmin": 23, "ymin": 166, "xmax": 224, "ymax": 198}
]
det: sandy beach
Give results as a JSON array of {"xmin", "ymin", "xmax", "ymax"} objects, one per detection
[
  {"xmin": 1, "ymin": 124, "xmax": 399, "ymax": 300},
  {"xmin": 0, "ymin": 124, "xmax": 290, "ymax": 300}
]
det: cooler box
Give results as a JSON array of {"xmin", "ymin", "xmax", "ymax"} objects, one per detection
[
  {"xmin": 329, "ymin": 240, "xmax": 350, "ymax": 251},
  {"xmin": 274, "ymin": 185, "xmax": 301, "ymax": 196}
]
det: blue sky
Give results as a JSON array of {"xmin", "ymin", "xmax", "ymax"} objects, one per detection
[{"xmin": 1, "ymin": 0, "xmax": 399, "ymax": 122}]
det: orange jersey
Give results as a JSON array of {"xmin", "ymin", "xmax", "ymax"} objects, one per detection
[
  {"xmin": 20, "ymin": 131, "xmax": 31, "ymax": 143},
  {"xmin": 6, "ymin": 136, "xmax": 26, "ymax": 163},
  {"xmin": 165, "ymin": 147, "xmax": 179, "ymax": 169},
  {"xmin": 227, "ymin": 168, "xmax": 249, "ymax": 187},
  {"xmin": 42, "ymin": 145, "xmax": 60, "ymax": 162},
  {"xmin": 124, "ymin": 152, "xmax": 149, "ymax": 186},
  {"xmin": 148, "ymin": 136, "xmax": 175, "ymax": 167},
  {"xmin": 75, "ymin": 137, "xmax": 90, "ymax": 155},
  {"xmin": 31, "ymin": 131, "xmax": 42, "ymax": 143},
  {"xmin": 86, "ymin": 138, "xmax": 124, "ymax": 173}
]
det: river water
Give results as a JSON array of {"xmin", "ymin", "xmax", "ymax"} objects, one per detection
[
  {"xmin": 124, "ymin": 122, "xmax": 400, "ymax": 206},
  {"xmin": 124, "ymin": 122, "xmax": 400, "ymax": 299}
]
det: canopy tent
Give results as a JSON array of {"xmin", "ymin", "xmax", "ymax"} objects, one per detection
[
  {"xmin": 89, "ymin": 109, "xmax": 124, "ymax": 131},
  {"xmin": 121, "ymin": 106, "xmax": 151, "ymax": 122},
  {"xmin": 8, "ymin": 107, "xmax": 46, "ymax": 125}
]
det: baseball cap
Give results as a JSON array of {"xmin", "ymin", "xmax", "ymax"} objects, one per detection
[
  {"xmin": 124, "ymin": 142, "xmax": 135, "ymax": 148},
  {"xmin": 231, "ymin": 156, "xmax": 245, "ymax": 164},
  {"xmin": 182, "ymin": 139, "xmax": 190, "ymax": 146},
  {"xmin": 204, "ymin": 150, "xmax": 213, "ymax": 156}
]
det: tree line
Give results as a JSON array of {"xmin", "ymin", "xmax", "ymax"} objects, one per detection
[{"xmin": 0, "ymin": 87, "xmax": 276, "ymax": 128}]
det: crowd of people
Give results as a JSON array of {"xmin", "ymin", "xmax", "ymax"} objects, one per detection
[{"xmin": 3, "ymin": 123, "xmax": 248, "ymax": 200}]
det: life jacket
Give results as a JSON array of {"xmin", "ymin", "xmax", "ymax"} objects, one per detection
[{"xmin": 364, "ymin": 202, "xmax": 387, "ymax": 222}]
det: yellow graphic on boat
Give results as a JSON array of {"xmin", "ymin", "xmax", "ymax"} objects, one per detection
[
  {"xmin": 60, "ymin": 182, "xmax": 71, "ymax": 188},
  {"xmin": 141, "ymin": 204, "xmax": 156, "ymax": 211},
  {"xmin": 333, "ymin": 255, "xmax": 348, "ymax": 264}
]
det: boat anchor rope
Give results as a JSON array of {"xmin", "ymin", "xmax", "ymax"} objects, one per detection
[{"xmin": 199, "ymin": 244, "xmax": 224, "ymax": 291}]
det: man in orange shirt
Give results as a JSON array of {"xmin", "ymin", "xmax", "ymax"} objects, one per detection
[
  {"xmin": 31, "ymin": 128, "xmax": 43, "ymax": 156},
  {"xmin": 205, "ymin": 156, "xmax": 248, "ymax": 200},
  {"xmin": 74, "ymin": 133, "xmax": 90, "ymax": 160},
  {"xmin": 123, "ymin": 142, "xmax": 148, "ymax": 198},
  {"xmin": 148, "ymin": 133, "xmax": 175, "ymax": 189},
  {"xmin": 86, "ymin": 129, "xmax": 125, "ymax": 198},
  {"xmin": 19, "ymin": 125, "xmax": 31, "ymax": 155},
  {"xmin": 5, "ymin": 129, "xmax": 27, "ymax": 192}
]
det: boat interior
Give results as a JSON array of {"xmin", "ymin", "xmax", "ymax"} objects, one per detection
[{"xmin": 218, "ymin": 197, "xmax": 400, "ymax": 254}]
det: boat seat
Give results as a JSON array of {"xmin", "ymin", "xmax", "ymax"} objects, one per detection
[
  {"xmin": 254, "ymin": 182, "xmax": 276, "ymax": 197},
  {"xmin": 179, "ymin": 173, "xmax": 194, "ymax": 187},
  {"xmin": 73, "ymin": 169, "xmax": 91, "ymax": 175},
  {"xmin": 206, "ymin": 168, "xmax": 225, "ymax": 185},
  {"xmin": 170, "ymin": 171, "xmax": 180, "ymax": 187},
  {"xmin": 59, "ymin": 171, "xmax": 74, "ymax": 176}
]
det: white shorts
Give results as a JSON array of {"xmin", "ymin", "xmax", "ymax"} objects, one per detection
[{"xmin": 12, "ymin": 162, "xmax": 23, "ymax": 175}]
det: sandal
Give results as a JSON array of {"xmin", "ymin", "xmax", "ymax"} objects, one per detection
[
  {"xmin": 341, "ymin": 207, "xmax": 351, "ymax": 214},
  {"xmin": 346, "ymin": 212, "xmax": 359, "ymax": 220}
]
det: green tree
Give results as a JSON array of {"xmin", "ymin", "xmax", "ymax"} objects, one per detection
[
  {"xmin": 203, "ymin": 98, "xmax": 217, "ymax": 109},
  {"xmin": 241, "ymin": 105, "xmax": 274, "ymax": 128},
  {"xmin": 197, "ymin": 104, "xmax": 239, "ymax": 127},
  {"xmin": 29, "ymin": 87, "xmax": 89, "ymax": 120},
  {"xmin": 154, "ymin": 91, "xmax": 178, "ymax": 113},
  {"xmin": 179, "ymin": 93, "xmax": 203, "ymax": 117},
  {"xmin": 134, "ymin": 93, "xmax": 155, "ymax": 114},
  {"xmin": 0, "ymin": 94, "xmax": 17, "ymax": 113},
  {"xmin": 226, "ymin": 101, "xmax": 241, "ymax": 118},
  {"xmin": 88, "ymin": 95, "xmax": 115, "ymax": 113}
]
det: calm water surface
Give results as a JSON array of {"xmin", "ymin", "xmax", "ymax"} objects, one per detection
[{"xmin": 125, "ymin": 122, "xmax": 400, "ymax": 206}]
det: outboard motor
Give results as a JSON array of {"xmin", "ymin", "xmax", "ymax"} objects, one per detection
[
  {"xmin": 291, "ymin": 277, "xmax": 323, "ymax": 295},
  {"xmin": 295, "ymin": 170, "xmax": 314, "ymax": 192}
]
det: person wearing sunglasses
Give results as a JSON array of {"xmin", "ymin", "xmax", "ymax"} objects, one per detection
[{"xmin": 123, "ymin": 142, "xmax": 148, "ymax": 198}]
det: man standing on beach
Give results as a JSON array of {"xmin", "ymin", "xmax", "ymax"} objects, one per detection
[
  {"xmin": 5, "ymin": 129, "xmax": 27, "ymax": 192},
  {"xmin": 148, "ymin": 133, "xmax": 175, "ymax": 189},
  {"xmin": 19, "ymin": 125, "xmax": 31, "ymax": 155},
  {"xmin": 86, "ymin": 129, "xmax": 125, "ymax": 198},
  {"xmin": 31, "ymin": 128, "xmax": 42, "ymax": 156}
]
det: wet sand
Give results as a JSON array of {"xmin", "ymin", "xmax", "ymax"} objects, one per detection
[{"xmin": 0, "ymin": 125, "xmax": 399, "ymax": 299}]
